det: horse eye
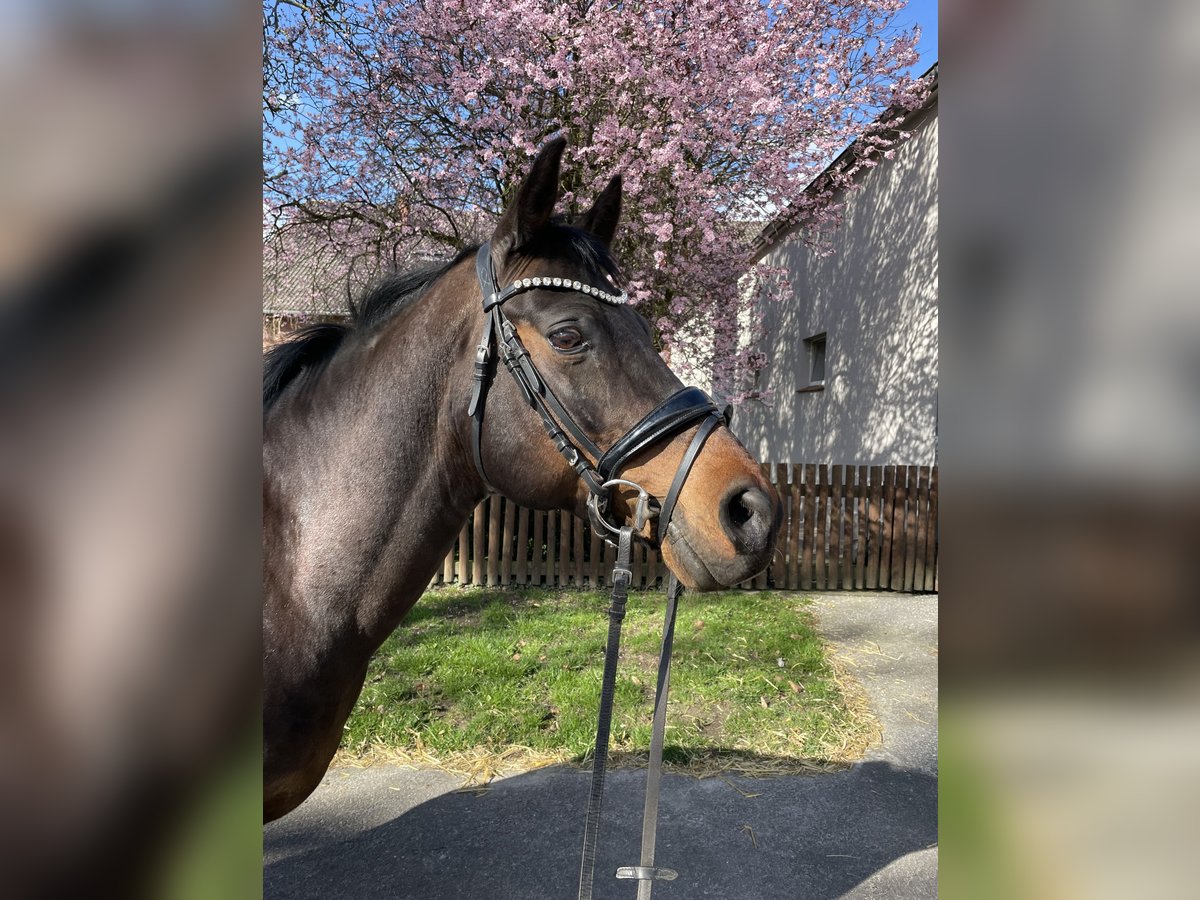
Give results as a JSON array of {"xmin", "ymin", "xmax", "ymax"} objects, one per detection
[{"xmin": 548, "ymin": 327, "xmax": 585, "ymax": 352}]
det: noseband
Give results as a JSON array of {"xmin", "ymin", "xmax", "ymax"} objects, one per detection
[{"xmin": 468, "ymin": 242, "xmax": 726, "ymax": 542}]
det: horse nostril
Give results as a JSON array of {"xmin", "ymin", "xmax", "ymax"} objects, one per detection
[
  {"xmin": 720, "ymin": 485, "xmax": 774, "ymax": 552},
  {"xmin": 728, "ymin": 493, "xmax": 753, "ymax": 530}
]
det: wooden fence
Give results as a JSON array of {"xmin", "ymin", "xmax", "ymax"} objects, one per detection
[{"xmin": 430, "ymin": 464, "xmax": 937, "ymax": 593}]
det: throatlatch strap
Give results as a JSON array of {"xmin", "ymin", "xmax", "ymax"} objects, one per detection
[{"xmin": 578, "ymin": 526, "xmax": 634, "ymax": 900}]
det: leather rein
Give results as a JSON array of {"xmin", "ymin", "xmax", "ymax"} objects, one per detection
[{"xmin": 469, "ymin": 242, "xmax": 725, "ymax": 898}]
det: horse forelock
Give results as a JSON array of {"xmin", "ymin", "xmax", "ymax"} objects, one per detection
[{"xmin": 509, "ymin": 218, "xmax": 622, "ymax": 287}]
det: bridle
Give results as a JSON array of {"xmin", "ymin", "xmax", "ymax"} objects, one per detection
[
  {"xmin": 469, "ymin": 243, "xmax": 727, "ymax": 543},
  {"xmin": 468, "ymin": 241, "xmax": 727, "ymax": 898}
]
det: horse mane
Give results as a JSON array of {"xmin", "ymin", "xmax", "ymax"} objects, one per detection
[
  {"xmin": 262, "ymin": 249, "xmax": 473, "ymax": 412},
  {"xmin": 263, "ymin": 322, "xmax": 350, "ymax": 410},
  {"xmin": 349, "ymin": 245, "xmax": 477, "ymax": 332},
  {"xmin": 263, "ymin": 224, "xmax": 619, "ymax": 413}
]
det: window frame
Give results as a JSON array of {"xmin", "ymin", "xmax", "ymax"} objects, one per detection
[{"xmin": 798, "ymin": 332, "xmax": 827, "ymax": 393}]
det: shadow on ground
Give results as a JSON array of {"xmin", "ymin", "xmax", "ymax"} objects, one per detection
[{"xmin": 264, "ymin": 758, "xmax": 936, "ymax": 899}]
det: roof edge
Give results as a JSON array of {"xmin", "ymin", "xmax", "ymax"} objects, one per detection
[{"xmin": 748, "ymin": 61, "xmax": 939, "ymax": 263}]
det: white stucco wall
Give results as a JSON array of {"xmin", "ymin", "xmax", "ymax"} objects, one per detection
[{"xmin": 732, "ymin": 104, "xmax": 938, "ymax": 466}]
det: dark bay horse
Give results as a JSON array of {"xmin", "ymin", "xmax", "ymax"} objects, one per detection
[{"xmin": 263, "ymin": 139, "xmax": 780, "ymax": 821}]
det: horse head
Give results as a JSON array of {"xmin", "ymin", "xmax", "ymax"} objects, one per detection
[{"xmin": 467, "ymin": 138, "xmax": 780, "ymax": 589}]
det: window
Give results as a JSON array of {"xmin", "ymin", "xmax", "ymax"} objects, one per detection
[{"xmin": 799, "ymin": 332, "xmax": 826, "ymax": 392}]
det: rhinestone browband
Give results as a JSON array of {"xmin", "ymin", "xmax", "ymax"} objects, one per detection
[{"xmin": 491, "ymin": 275, "xmax": 629, "ymax": 308}]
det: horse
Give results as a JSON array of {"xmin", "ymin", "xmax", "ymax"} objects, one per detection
[{"xmin": 263, "ymin": 138, "xmax": 780, "ymax": 822}]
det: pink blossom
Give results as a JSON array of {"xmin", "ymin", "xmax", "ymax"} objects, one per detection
[{"xmin": 263, "ymin": 0, "xmax": 930, "ymax": 397}]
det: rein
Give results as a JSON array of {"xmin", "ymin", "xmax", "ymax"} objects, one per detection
[{"xmin": 469, "ymin": 242, "xmax": 725, "ymax": 898}]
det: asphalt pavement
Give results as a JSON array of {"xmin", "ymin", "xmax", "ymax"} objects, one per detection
[{"xmin": 264, "ymin": 592, "xmax": 937, "ymax": 899}]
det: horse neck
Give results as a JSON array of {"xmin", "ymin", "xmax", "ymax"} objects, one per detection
[{"xmin": 264, "ymin": 263, "xmax": 486, "ymax": 648}]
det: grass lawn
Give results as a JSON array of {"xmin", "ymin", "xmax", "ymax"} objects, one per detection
[{"xmin": 341, "ymin": 587, "xmax": 877, "ymax": 776}]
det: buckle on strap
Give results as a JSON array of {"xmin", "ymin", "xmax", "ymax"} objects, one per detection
[{"xmin": 610, "ymin": 566, "xmax": 632, "ymax": 589}]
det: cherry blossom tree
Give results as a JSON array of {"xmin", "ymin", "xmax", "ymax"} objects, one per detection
[{"xmin": 264, "ymin": 0, "xmax": 929, "ymax": 398}]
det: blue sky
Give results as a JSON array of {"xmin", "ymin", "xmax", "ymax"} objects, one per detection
[{"xmin": 900, "ymin": 0, "xmax": 939, "ymax": 75}]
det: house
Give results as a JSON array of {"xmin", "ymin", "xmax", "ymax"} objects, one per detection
[
  {"xmin": 262, "ymin": 221, "xmax": 387, "ymax": 323},
  {"xmin": 733, "ymin": 64, "xmax": 938, "ymax": 468},
  {"xmin": 262, "ymin": 205, "xmax": 493, "ymax": 329}
]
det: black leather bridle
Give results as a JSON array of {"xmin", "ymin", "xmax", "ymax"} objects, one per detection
[
  {"xmin": 469, "ymin": 242, "xmax": 727, "ymax": 542},
  {"xmin": 468, "ymin": 241, "xmax": 729, "ymax": 898}
]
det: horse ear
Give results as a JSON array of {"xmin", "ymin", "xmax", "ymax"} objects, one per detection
[
  {"xmin": 492, "ymin": 136, "xmax": 566, "ymax": 264},
  {"xmin": 577, "ymin": 173, "xmax": 622, "ymax": 247}
]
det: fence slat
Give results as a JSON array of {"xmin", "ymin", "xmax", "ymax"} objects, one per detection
[
  {"xmin": 471, "ymin": 502, "xmax": 485, "ymax": 585},
  {"xmin": 854, "ymin": 466, "xmax": 868, "ymax": 589},
  {"xmin": 515, "ymin": 505, "xmax": 530, "ymax": 585},
  {"xmin": 840, "ymin": 466, "xmax": 854, "ymax": 589},
  {"xmin": 442, "ymin": 535, "xmax": 454, "ymax": 584},
  {"xmin": 829, "ymin": 466, "xmax": 842, "ymax": 590},
  {"xmin": 501, "ymin": 498, "xmax": 516, "ymax": 585},
  {"xmin": 594, "ymin": 526, "xmax": 607, "ymax": 587},
  {"xmin": 531, "ymin": 510, "xmax": 544, "ymax": 586},
  {"xmin": 801, "ymin": 464, "xmax": 816, "ymax": 590},
  {"xmin": 573, "ymin": 515, "xmax": 585, "ymax": 586},
  {"xmin": 457, "ymin": 521, "xmax": 470, "ymax": 585},
  {"xmin": 813, "ymin": 465, "xmax": 828, "ymax": 590},
  {"xmin": 544, "ymin": 510, "xmax": 556, "ymax": 586},
  {"xmin": 902, "ymin": 465, "xmax": 914, "ymax": 591},
  {"xmin": 588, "ymin": 523, "xmax": 602, "ymax": 587},
  {"xmin": 881, "ymin": 467, "xmax": 898, "ymax": 589},
  {"xmin": 557, "ymin": 511, "xmax": 570, "ymax": 587},
  {"xmin": 770, "ymin": 464, "xmax": 788, "ymax": 588},
  {"xmin": 867, "ymin": 467, "xmax": 883, "ymax": 589},
  {"xmin": 913, "ymin": 466, "xmax": 930, "ymax": 592},
  {"xmin": 927, "ymin": 467, "xmax": 939, "ymax": 592},
  {"xmin": 788, "ymin": 465, "xmax": 802, "ymax": 590},
  {"xmin": 885, "ymin": 467, "xmax": 900, "ymax": 589},
  {"xmin": 902, "ymin": 466, "xmax": 918, "ymax": 591},
  {"xmin": 889, "ymin": 467, "xmax": 907, "ymax": 590},
  {"xmin": 487, "ymin": 497, "xmax": 502, "ymax": 586}
]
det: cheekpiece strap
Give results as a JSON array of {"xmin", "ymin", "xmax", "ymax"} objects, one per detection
[
  {"xmin": 473, "ymin": 241, "xmax": 615, "ymax": 499},
  {"xmin": 657, "ymin": 412, "xmax": 721, "ymax": 543}
]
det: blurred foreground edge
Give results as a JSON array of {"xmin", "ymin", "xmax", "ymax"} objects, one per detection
[
  {"xmin": 943, "ymin": 488, "xmax": 1200, "ymax": 679},
  {"xmin": 0, "ymin": 129, "xmax": 261, "ymax": 898}
]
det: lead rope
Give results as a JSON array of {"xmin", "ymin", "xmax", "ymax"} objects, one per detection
[
  {"xmin": 578, "ymin": 525, "xmax": 635, "ymax": 900},
  {"xmin": 578, "ymin": 552, "xmax": 683, "ymax": 900},
  {"xmin": 578, "ymin": 413, "xmax": 722, "ymax": 899},
  {"xmin": 616, "ymin": 573, "xmax": 683, "ymax": 899}
]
